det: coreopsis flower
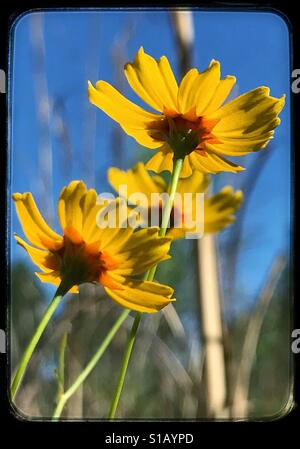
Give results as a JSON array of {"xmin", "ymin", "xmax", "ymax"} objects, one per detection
[
  {"xmin": 13, "ymin": 181, "xmax": 174, "ymax": 313},
  {"xmin": 108, "ymin": 162, "xmax": 243, "ymax": 239},
  {"xmin": 88, "ymin": 47, "xmax": 285, "ymax": 178}
]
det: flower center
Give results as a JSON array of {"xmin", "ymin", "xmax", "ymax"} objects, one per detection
[
  {"xmin": 56, "ymin": 227, "xmax": 117, "ymax": 285},
  {"xmin": 150, "ymin": 108, "xmax": 220, "ymax": 159}
]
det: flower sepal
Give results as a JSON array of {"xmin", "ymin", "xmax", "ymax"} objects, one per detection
[{"xmin": 166, "ymin": 116, "xmax": 200, "ymax": 161}]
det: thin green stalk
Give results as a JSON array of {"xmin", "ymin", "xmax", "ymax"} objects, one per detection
[
  {"xmin": 108, "ymin": 312, "xmax": 142, "ymax": 420},
  {"xmin": 108, "ymin": 157, "xmax": 183, "ymax": 420},
  {"xmin": 11, "ymin": 280, "xmax": 70, "ymax": 401},
  {"xmin": 52, "ymin": 308, "xmax": 130, "ymax": 421},
  {"xmin": 160, "ymin": 158, "xmax": 183, "ymax": 237},
  {"xmin": 55, "ymin": 331, "xmax": 68, "ymax": 403}
]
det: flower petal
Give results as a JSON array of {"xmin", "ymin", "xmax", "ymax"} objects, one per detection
[
  {"xmin": 36, "ymin": 271, "xmax": 78, "ymax": 293},
  {"xmin": 96, "ymin": 199, "xmax": 133, "ymax": 250},
  {"xmin": 124, "ymin": 47, "xmax": 178, "ymax": 112},
  {"xmin": 177, "ymin": 170, "xmax": 210, "ymax": 195},
  {"xmin": 80, "ymin": 188, "xmax": 104, "ymax": 243},
  {"xmin": 177, "ymin": 68, "xmax": 198, "ymax": 114},
  {"xmin": 14, "ymin": 234, "xmax": 60, "ymax": 272},
  {"xmin": 166, "ymin": 228, "xmax": 185, "ymax": 240},
  {"xmin": 203, "ymin": 75, "xmax": 236, "ymax": 116},
  {"xmin": 169, "ymin": 186, "xmax": 243, "ymax": 238},
  {"xmin": 178, "ymin": 60, "xmax": 221, "ymax": 115},
  {"xmin": 157, "ymin": 55, "xmax": 179, "ymax": 109},
  {"xmin": 151, "ymin": 174, "xmax": 167, "ymax": 192},
  {"xmin": 88, "ymin": 80, "xmax": 162, "ymax": 149},
  {"xmin": 105, "ymin": 274, "xmax": 175, "ymax": 313},
  {"xmin": 179, "ymin": 155, "xmax": 193, "ymax": 178},
  {"xmin": 100, "ymin": 226, "xmax": 134, "ymax": 253},
  {"xmin": 204, "ymin": 187, "xmax": 243, "ymax": 233},
  {"xmin": 121, "ymin": 127, "xmax": 164, "ymax": 149},
  {"xmin": 58, "ymin": 181, "xmax": 87, "ymax": 233},
  {"xmin": 189, "ymin": 151, "xmax": 245, "ymax": 174},
  {"xmin": 207, "ymin": 87, "xmax": 285, "ymax": 154},
  {"xmin": 114, "ymin": 228, "xmax": 171, "ymax": 276},
  {"xmin": 108, "ymin": 162, "xmax": 165, "ymax": 204},
  {"xmin": 145, "ymin": 145, "xmax": 174, "ymax": 174},
  {"xmin": 88, "ymin": 80, "xmax": 158, "ymax": 127},
  {"xmin": 205, "ymin": 134, "xmax": 274, "ymax": 156},
  {"xmin": 12, "ymin": 192, "xmax": 63, "ymax": 251}
]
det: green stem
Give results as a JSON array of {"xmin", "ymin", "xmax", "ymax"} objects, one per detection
[
  {"xmin": 160, "ymin": 157, "xmax": 183, "ymax": 237},
  {"xmin": 52, "ymin": 308, "xmax": 130, "ymax": 421},
  {"xmin": 11, "ymin": 280, "xmax": 71, "ymax": 401},
  {"xmin": 108, "ymin": 157, "xmax": 183, "ymax": 420},
  {"xmin": 55, "ymin": 331, "xmax": 68, "ymax": 403},
  {"xmin": 108, "ymin": 312, "xmax": 142, "ymax": 420}
]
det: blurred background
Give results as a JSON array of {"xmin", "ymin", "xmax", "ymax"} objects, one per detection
[{"xmin": 10, "ymin": 9, "xmax": 292, "ymax": 420}]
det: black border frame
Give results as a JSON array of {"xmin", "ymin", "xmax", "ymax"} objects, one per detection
[{"xmin": 1, "ymin": 0, "xmax": 299, "ymax": 442}]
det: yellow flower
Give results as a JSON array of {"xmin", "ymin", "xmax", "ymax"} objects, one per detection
[
  {"xmin": 108, "ymin": 162, "xmax": 243, "ymax": 239},
  {"xmin": 88, "ymin": 47, "xmax": 285, "ymax": 178},
  {"xmin": 13, "ymin": 181, "xmax": 175, "ymax": 313}
]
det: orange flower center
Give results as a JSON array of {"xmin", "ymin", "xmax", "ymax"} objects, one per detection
[
  {"xmin": 150, "ymin": 108, "xmax": 220, "ymax": 158},
  {"xmin": 55, "ymin": 227, "xmax": 118, "ymax": 286}
]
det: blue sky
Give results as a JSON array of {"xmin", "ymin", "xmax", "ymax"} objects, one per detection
[{"xmin": 10, "ymin": 10, "xmax": 291, "ymax": 315}]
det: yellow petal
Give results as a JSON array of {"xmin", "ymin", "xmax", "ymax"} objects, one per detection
[
  {"xmin": 108, "ymin": 162, "xmax": 165, "ymax": 204},
  {"xmin": 205, "ymin": 134, "xmax": 274, "ymax": 156},
  {"xmin": 194, "ymin": 60, "xmax": 221, "ymax": 116},
  {"xmin": 203, "ymin": 75, "xmax": 236, "ymax": 115},
  {"xmin": 114, "ymin": 228, "xmax": 172, "ymax": 276},
  {"xmin": 96, "ymin": 199, "xmax": 133, "ymax": 250},
  {"xmin": 178, "ymin": 60, "xmax": 221, "ymax": 115},
  {"xmin": 166, "ymin": 227, "xmax": 185, "ymax": 240},
  {"xmin": 105, "ymin": 274, "xmax": 174, "ymax": 313},
  {"xmin": 88, "ymin": 80, "xmax": 162, "ymax": 149},
  {"xmin": 151, "ymin": 174, "xmax": 167, "ymax": 192},
  {"xmin": 145, "ymin": 145, "xmax": 174, "ymax": 174},
  {"xmin": 14, "ymin": 234, "xmax": 60, "ymax": 272},
  {"xmin": 36, "ymin": 271, "xmax": 78, "ymax": 293},
  {"xmin": 88, "ymin": 79, "xmax": 158, "ymax": 127},
  {"xmin": 124, "ymin": 47, "xmax": 178, "ymax": 112},
  {"xmin": 80, "ymin": 188, "xmax": 102, "ymax": 243},
  {"xmin": 179, "ymin": 155, "xmax": 193, "ymax": 178},
  {"xmin": 157, "ymin": 55, "xmax": 179, "ymax": 109},
  {"xmin": 169, "ymin": 186, "xmax": 243, "ymax": 238},
  {"xmin": 204, "ymin": 187, "xmax": 243, "ymax": 233},
  {"xmin": 101, "ymin": 226, "xmax": 134, "ymax": 253},
  {"xmin": 177, "ymin": 170, "xmax": 210, "ymax": 195},
  {"xmin": 80, "ymin": 187, "xmax": 118, "ymax": 245},
  {"xmin": 207, "ymin": 88, "xmax": 285, "ymax": 154},
  {"xmin": 189, "ymin": 151, "xmax": 245, "ymax": 174},
  {"xmin": 58, "ymin": 181, "xmax": 87, "ymax": 233},
  {"xmin": 177, "ymin": 68, "xmax": 198, "ymax": 114},
  {"xmin": 121, "ymin": 127, "xmax": 164, "ymax": 149},
  {"xmin": 13, "ymin": 192, "xmax": 63, "ymax": 251}
]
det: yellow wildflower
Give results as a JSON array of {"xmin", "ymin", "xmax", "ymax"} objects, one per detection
[
  {"xmin": 88, "ymin": 47, "xmax": 285, "ymax": 178},
  {"xmin": 13, "ymin": 181, "xmax": 174, "ymax": 313},
  {"xmin": 108, "ymin": 162, "xmax": 243, "ymax": 239}
]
